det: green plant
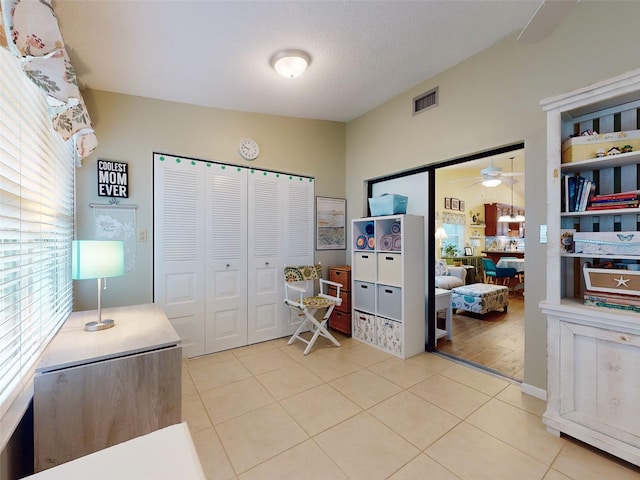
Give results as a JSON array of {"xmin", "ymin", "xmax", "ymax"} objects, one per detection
[{"xmin": 443, "ymin": 242, "xmax": 458, "ymax": 257}]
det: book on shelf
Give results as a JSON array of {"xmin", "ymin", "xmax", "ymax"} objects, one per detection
[
  {"xmin": 584, "ymin": 299, "xmax": 640, "ymax": 313},
  {"xmin": 562, "ymin": 175, "xmax": 594, "ymax": 212},
  {"xmin": 590, "ymin": 190, "xmax": 640, "ymax": 202},
  {"xmin": 590, "ymin": 194, "xmax": 637, "ymax": 203},
  {"xmin": 584, "ymin": 290, "xmax": 640, "ymax": 307},
  {"xmin": 586, "ymin": 201, "xmax": 639, "ymax": 211}
]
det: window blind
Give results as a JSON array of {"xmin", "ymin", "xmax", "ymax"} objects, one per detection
[{"xmin": 0, "ymin": 48, "xmax": 75, "ymax": 417}]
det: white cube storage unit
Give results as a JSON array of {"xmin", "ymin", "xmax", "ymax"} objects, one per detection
[{"xmin": 351, "ymin": 214, "xmax": 425, "ymax": 359}]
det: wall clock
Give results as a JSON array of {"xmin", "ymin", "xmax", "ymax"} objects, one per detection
[{"xmin": 238, "ymin": 138, "xmax": 260, "ymax": 160}]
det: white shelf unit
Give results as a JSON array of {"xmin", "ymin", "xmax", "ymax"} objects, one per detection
[
  {"xmin": 351, "ymin": 214, "xmax": 425, "ymax": 359},
  {"xmin": 540, "ymin": 68, "xmax": 640, "ymax": 466}
]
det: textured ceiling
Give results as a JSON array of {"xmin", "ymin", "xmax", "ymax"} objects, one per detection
[{"xmin": 55, "ymin": 0, "xmax": 542, "ymax": 122}]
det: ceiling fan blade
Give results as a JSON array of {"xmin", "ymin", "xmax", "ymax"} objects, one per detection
[
  {"xmin": 501, "ymin": 177, "xmax": 518, "ymax": 185},
  {"xmin": 517, "ymin": 0, "xmax": 575, "ymax": 44},
  {"xmin": 502, "ymin": 172, "xmax": 525, "ymax": 177},
  {"xmin": 449, "ymin": 176, "xmax": 484, "ymax": 184}
]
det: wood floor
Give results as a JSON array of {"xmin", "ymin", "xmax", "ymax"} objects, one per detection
[{"xmin": 436, "ymin": 293, "xmax": 524, "ymax": 381}]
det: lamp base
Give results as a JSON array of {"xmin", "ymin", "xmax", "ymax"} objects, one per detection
[{"xmin": 84, "ymin": 319, "xmax": 115, "ymax": 332}]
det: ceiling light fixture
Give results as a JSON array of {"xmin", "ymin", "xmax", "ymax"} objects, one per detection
[
  {"xmin": 270, "ymin": 49, "xmax": 311, "ymax": 79},
  {"xmin": 481, "ymin": 178, "xmax": 502, "ymax": 187}
]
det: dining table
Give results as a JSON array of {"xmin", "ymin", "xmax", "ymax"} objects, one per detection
[
  {"xmin": 496, "ymin": 257, "xmax": 525, "ymax": 273},
  {"xmin": 497, "ymin": 257, "xmax": 525, "ymax": 294}
]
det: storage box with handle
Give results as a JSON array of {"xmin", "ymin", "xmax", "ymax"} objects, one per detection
[{"xmin": 368, "ymin": 194, "xmax": 408, "ymax": 216}]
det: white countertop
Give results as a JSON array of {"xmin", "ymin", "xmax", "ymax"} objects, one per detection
[{"xmin": 36, "ymin": 303, "xmax": 181, "ymax": 373}]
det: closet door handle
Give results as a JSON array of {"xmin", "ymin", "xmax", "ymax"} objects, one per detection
[
  {"xmin": 265, "ymin": 261, "xmax": 269, "ymax": 266},
  {"xmin": 226, "ymin": 264, "xmax": 230, "ymax": 268}
]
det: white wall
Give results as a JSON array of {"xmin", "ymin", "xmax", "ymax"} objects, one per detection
[{"xmin": 345, "ymin": 1, "xmax": 640, "ymax": 390}]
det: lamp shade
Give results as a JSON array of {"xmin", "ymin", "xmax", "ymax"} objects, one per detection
[
  {"xmin": 72, "ymin": 240, "xmax": 125, "ymax": 280},
  {"xmin": 481, "ymin": 178, "xmax": 501, "ymax": 187},
  {"xmin": 434, "ymin": 227, "xmax": 448, "ymax": 240},
  {"xmin": 270, "ymin": 49, "xmax": 311, "ymax": 79}
]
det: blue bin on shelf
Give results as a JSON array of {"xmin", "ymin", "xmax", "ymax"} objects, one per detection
[{"xmin": 368, "ymin": 194, "xmax": 408, "ymax": 216}]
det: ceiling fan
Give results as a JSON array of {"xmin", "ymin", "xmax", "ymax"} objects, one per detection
[
  {"xmin": 450, "ymin": 158, "xmax": 523, "ymax": 188},
  {"xmin": 517, "ymin": 0, "xmax": 576, "ymax": 44}
]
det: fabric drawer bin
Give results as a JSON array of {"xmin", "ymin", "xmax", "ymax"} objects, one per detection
[
  {"xmin": 377, "ymin": 253, "xmax": 402, "ymax": 286},
  {"xmin": 354, "ymin": 281, "xmax": 376, "ymax": 312},
  {"xmin": 354, "ymin": 252, "xmax": 377, "ymax": 282},
  {"xmin": 377, "ymin": 284, "xmax": 402, "ymax": 320},
  {"xmin": 353, "ymin": 310, "xmax": 375, "ymax": 344},
  {"xmin": 375, "ymin": 316, "xmax": 403, "ymax": 356}
]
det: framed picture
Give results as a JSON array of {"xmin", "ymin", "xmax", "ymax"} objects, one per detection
[
  {"xmin": 316, "ymin": 196, "xmax": 346, "ymax": 250},
  {"xmin": 459, "ymin": 200, "xmax": 465, "ymax": 212},
  {"xmin": 464, "ymin": 247, "xmax": 473, "ymax": 256},
  {"xmin": 444, "ymin": 197, "xmax": 451, "ymax": 209},
  {"xmin": 451, "ymin": 198, "xmax": 460, "ymax": 210}
]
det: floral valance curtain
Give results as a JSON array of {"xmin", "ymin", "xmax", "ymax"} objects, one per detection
[
  {"xmin": 442, "ymin": 211, "xmax": 466, "ymax": 225},
  {"xmin": 0, "ymin": 0, "xmax": 97, "ymax": 161}
]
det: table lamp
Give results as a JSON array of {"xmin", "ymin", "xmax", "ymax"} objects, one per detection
[
  {"xmin": 72, "ymin": 240, "xmax": 125, "ymax": 331},
  {"xmin": 435, "ymin": 226, "xmax": 448, "ymax": 247}
]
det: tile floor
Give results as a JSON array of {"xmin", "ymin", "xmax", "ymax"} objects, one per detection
[{"xmin": 182, "ymin": 332, "xmax": 640, "ymax": 480}]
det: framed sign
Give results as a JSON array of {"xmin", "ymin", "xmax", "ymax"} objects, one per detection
[
  {"xmin": 98, "ymin": 160, "xmax": 129, "ymax": 198},
  {"xmin": 464, "ymin": 247, "xmax": 473, "ymax": 256},
  {"xmin": 316, "ymin": 196, "xmax": 346, "ymax": 250},
  {"xmin": 451, "ymin": 198, "xmax": 460, "ymax": 210},
  {"xmin": 459, "ymin": 200, "xmax": 465, "ymax": 212},
  {"xmin": 444, "ymin": 197, "xmax": 451, "ymax": 209}
]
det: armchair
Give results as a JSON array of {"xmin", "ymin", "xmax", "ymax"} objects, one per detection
[{"xmin": 434, "ymin": 259, "xmax": 466, "ymax": 289}]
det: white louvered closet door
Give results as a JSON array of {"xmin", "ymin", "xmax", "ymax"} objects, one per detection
[
  {"xmin": 155, "ymin": 155, "xmax": 315, "ymax": 355},
  {"xmin": 282, "ymin": 176, "xmax": 316, "ymax": 335},
  {"xmin": 153, "ymin": 155, "xmax": 206, "ymax": 357},
  {"xmin": 247, "ymin": 169, "xmax": 285, "ymax": 344},
  {"xmin": 204, "ymin": 164, "xmax": 248, "ymax": 353}
]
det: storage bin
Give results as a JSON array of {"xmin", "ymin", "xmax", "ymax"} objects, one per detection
[
  {"xmin": 561, "ymin": 129, "xmax": 640, "ymax": 163},
  {"xmin": 354, "ymin": 281, "xmax": 376, "ymax": 312},
  {"xmin": 375, "ymin": 316, "xmax": 402, "ymax": 356},
  {"xmin": 354, "ymin": 252, "xmax": 377, "ymax": 282},
  {"xmin": 377, "ymin": 284, "xmax": 402, "ymax": 320},
  {"xmin": 368, "ymin": 194, "xmax": 408, "ymax": 216},
  {"xmin": 353, "ymin": 310, "xmax": 375, "ymax": 344},
  {"xmin": 583, "ymin": 266, "xmax": 640, "ymax": 296},
  {"xmin": 574, "ymin": 231, "xmax": 640, "ymax": 256},
  {"xmin": 377, "ymin": 253, "xmax": 402, "ymax": 286}
]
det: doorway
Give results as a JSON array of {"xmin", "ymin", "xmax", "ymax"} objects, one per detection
[{"xmin": 368, "ymin": 144, "xmax": 525, "ymax": 380}]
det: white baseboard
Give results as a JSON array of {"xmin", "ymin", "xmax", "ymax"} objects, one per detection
[{"xmin": 521, "ymin": 382, "xmax": 547, "ymax": 401}]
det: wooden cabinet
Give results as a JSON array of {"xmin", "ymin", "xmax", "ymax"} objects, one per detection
[
  {"xmin": 351, "ymin": 215, "xmax": 425, "ymax": 359},
  {"xmin": 328, "ymin": 265, "xmax": 352, "ymax": 335},
  {"xmin": 540, "ymin": 67, "xmax": 640, "ymax": 466},
  {"xmin": 484, "ymin": 203, "xmax": 523, "ymax": 237},
  {"xmin": 34, "ymin": 304, "xmax": 182, "ymax": 472}
]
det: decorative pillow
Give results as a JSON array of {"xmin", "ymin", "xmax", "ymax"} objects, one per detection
[{"xmin": 435, "ymin": 259, "xmax": 449, "ymax": 276}]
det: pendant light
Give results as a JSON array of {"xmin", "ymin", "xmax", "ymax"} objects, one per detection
[{"xmin": 498, "ymin": 157, "xmax": 524, "ymax": 222}]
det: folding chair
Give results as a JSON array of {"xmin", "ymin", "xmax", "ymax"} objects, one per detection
[{"xmin": 284, "ymin": 264, "xmax": 342, "ymax": 355}]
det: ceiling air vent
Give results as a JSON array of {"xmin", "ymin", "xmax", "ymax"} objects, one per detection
[{"xmin": 413, "ymin": 87, "xmax": 438, "ymax": 115}]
